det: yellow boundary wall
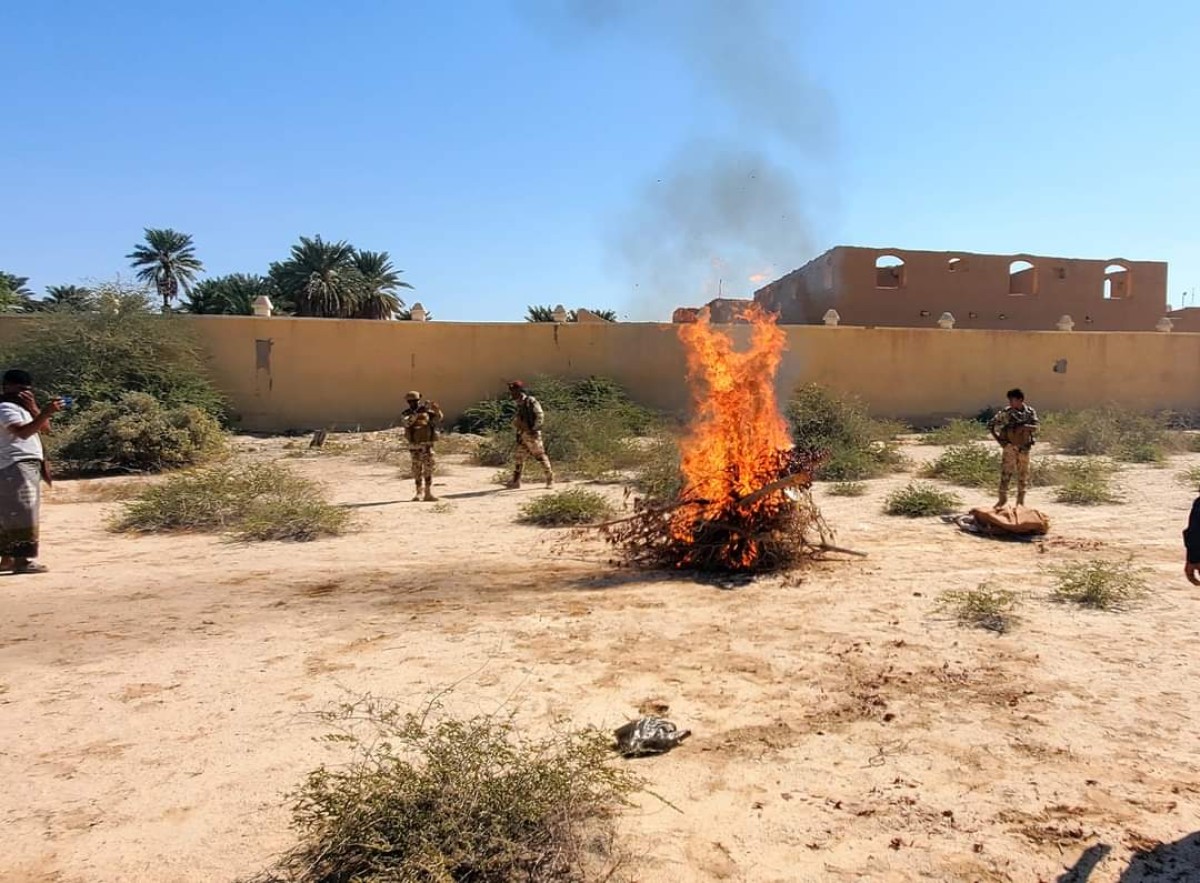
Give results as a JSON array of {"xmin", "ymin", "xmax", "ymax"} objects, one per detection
[{"xmin": 180, "ymin": 317, "xmax": 1200, "ymax": 431}]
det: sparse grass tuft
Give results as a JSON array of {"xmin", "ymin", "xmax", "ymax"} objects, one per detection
[
  {"xmin": 633, "ymin": 436, "xmax": 684, "ymax": 501},
  {"xmin": 827, "ymin": 481, "xmax": 868, "ymax": 497},
  {"xmin": 111, "ymin": 462, "xmax": 349, "ymax": 542},
  {"xmin": 246, "ymin": 696, "xmax": 642, "ymax": 883},
  {"xmin": 787, "ymin": 384, "xmax": 907, "ymax": 481},
  {"xmin": 883, "ymin": 482, "xmax": 961, "ymax": 517},
  {"xmin": 1049, "ymin": 559, "xmax": 1149, "ymax": 610},
  {"xmin": 1054, "ymin": 458, "xmax": 1121, "ymax": 505},
  {"xmin": 922, "ymin": 418, "xmax": 988, "ymax": 446},
  {"xmin": 937, "ymin": 582, "xmax": 1021, "ymax": 633},
  {"xmin": 518, "ymin": 488, "xmax": 617, "ymax": 526}
]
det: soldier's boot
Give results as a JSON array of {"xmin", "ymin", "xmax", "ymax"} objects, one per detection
[
  {"xmin": 1016, "ymin": 482, "xmax": 1027, "ymax": 507},
  {"xmin": 542, "ymin": 458, "xmax": 554, "ymax": 488},
  {"xmin": 423, "ymin": 478, "xmax": 438, "ymax": 502},
  {"xmin": 412, "ymin": 480, "xmax": 423, "ymax": 502},
  {"xmin": 995, "ymin": 485, "xmax": 1009, "ymax": 510},
  {"xmin": 505, "ymin": 466, "xmax": 523, "ymax": 489}
]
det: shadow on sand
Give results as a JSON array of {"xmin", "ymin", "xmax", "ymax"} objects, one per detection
[{"xmin": 1057, "ymin": 833, "xmax": 1200, "ymax": 882}]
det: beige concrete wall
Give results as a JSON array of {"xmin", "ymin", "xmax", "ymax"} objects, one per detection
[
  {"xmin": 755, "ymin": 246, "xmax": 1170, "ymax": 332},
  {"xmin": 179, "ymin": 317, "xmax": 1200, "ymax": 430}
]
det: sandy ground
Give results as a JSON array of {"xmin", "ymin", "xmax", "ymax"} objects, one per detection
[{"xmin": 3, "ymin": 436, "xmax": 1200, "ymax": 883}]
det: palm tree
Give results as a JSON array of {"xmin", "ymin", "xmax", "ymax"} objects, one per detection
[
  {"xmin": 269, "ymin": 236, "xmax": 364, "ymax": 318},
  {"xmin": 126, "ymin": 228, "xmax": 205, "ymax": 313},
  {"xmin": 525, "ymin": 305, "xmax": 617, "ymax": 322},
  {"xmin": 0, "ymin": 272, "xmax": 35, "ymax": 313},
  {"xmin": 40, "ymin": 285, "xmax": 96, "ymax": 312},
  {"xmin": 184, "ymin": 274, "xmax": 278, "ymax": 315},
  {"xmin": 351, "ymin": 250, "xmax": 411, "ymax": 320}
]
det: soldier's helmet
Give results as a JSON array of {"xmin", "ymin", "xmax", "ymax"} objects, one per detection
[{"xmin": 406, "ymin": 390, "xmax": 421, "ymax": 402}]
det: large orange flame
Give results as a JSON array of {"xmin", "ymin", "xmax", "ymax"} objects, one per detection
[{"xmin": 670, "ymin": 303, "xmax": 794, "ymax": 568}]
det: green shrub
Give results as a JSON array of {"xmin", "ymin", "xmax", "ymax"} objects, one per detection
[
  {"xmin": 247, "ymin": 697, "xmax": 642, "ymax": 883},
  {"xmin": 518, "ymin": 488, "xmax": 617, "ymax": 526},
  {"xmin": 920, "ymin": 442, "xmax": 1060, "ymax": 489},
  {"xmin": 0, "ymin": 283, "xmax": 227, "ymax": 421},
  {"xmin": 53, "ymin": 392, "xmax": 226, "ymax": 474},
  {"xmin": 1054, "ymin": 458, "xmax": 1121, "ymax": 505},
  {"xmin": 632, "ymin": 437, "xmax": 684, "ymax": 501},
  {"xmin": 1040, "ymin": 408, "xmax": 1169, "ymax": 463},
  {"xmin": 787, "ymin": 384, "xmax": 906, "ymax": 481},
  {"xmin": 456, "ymin": 375, "xmax": 655, "ymax": 436},
  {"xmin": 827, "ymin": 481, "xmax": 868, "ymax": 497},
  {"xmin": 884, "ymin": 482, "xmax": 961, "ymax": 517},
  {"xmin": 112, "ymin": 462, "xmax": 349, "ymax": 542},
  {"xmin": 921, "ymin": 418, "xmax": 988, "ymax": 446},
  {"xmin": 1049, "ymin": 559, "xmax": 1148, "ymax": 610},
  {"xmin": 937, "ymin": 583, "xmax": 1021, "ymax": 633}
]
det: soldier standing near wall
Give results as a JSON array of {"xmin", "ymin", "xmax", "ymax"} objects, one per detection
[
  {"xmin": 505, "ymin": 380, "xmax": 554, "ymax": 489},
  {"xmin": 401, "ymin": 391, "xmax": 443, "ymax": 501},
  {"xmin": 988, "ymin": 388, "xmax": 1039, "ymax": 508}
]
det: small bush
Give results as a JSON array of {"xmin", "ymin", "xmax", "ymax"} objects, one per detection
[
  {"xmin": 112, "ymin": 462, "xmax": 349, "ymax": 542},
  {"xmin": 1176, "ymin": 465, "xmax": 1200, "ymax": 490},
  {"xmin": 1054, "ymin": 458, "xmax": 1121, "ymax": 505},
  {"xmin": 937, "ymin": 583, "xmax": 1021, "ymax": 633},
  {"xmin": 248, "ymin": 697, "xmax": 642, "ymax": 883},
  {"xmin": 456, "ymin": 375, "xmax": 655, "ymax": 436},
  {"xmin": 1050, "ymin": 559, "xmax": 1148, "ymax": 610},
  {"xmin": 53, "ymin": 392, "xmax": 226, "ymax": 474},
  {"xmin": 922, "ymin": 418, "xmax": 988, "ymax": 446},
  {"xmin": 519, "ymin": 488, "xmax": 616, "ymax": 526},
  {"xmin": 787, "ymin": 384, "xmax": 906, "ymax": 481},
  {"xmin": 884, "ymin": 482, "xmax": 961, "ymax": 517},
  {"xmin": 827, "ymin": 481, "xmax": 868, "ymax": 497},
  {"xmin": 436, "ymin": 433, "xmax": 483, "ymax": 456},
  {"xmin": 633, "ymin": 437, "xmax": 684, "ymax": 501},
  {"xmin": 1040, "ymin": 408, "xmax": 1169, "ymax": 463}
]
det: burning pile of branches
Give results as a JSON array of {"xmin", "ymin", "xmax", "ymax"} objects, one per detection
[{"xmin": 595, "ymin": 305, "xmax": 833, "ymax": 573}]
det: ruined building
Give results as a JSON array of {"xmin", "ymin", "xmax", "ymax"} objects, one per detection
[{"xmin": 678, "ymin": 246, "xmax": 1174, "ymax": 331}]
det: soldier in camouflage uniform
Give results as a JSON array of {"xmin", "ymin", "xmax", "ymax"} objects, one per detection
[
  {"xmin": 988, "ymin": 387, "xmax": 1039, "ymax": 508},
  {"xmin": 400, "ymin": 391, "xmax": 443, "ymax": 501},
  {"xmin": 505, "ymin": 380, "xmax": 554, "ymax": 489}
]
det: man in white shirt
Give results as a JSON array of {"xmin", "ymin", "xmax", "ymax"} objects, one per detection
[{"xmin": 0, "ymin": 370, "xmax": 64, "ymax": 574}]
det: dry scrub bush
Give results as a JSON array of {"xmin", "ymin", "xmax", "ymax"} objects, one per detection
[
  {"xmin": 53, "ymin": 392, "xmax": 225, "ymax": 474},
  {"xmin": 519, "ymin": 488, "xmax": 616, "ymax": 526},
  {"xmin": 787, "ymin": 384, "xmax": 906, "ymax": 481},
  {"xmin": 884, "ymin": 482, "xmax": 961, "ymax": 517},
  {"xmin": 1040, "ymin": 408, "xmax": 1177, "ymax": 463},
  {"xmin": 1176, "ymin": 465, "xmax": 1200, "ymax": 490},
  {"xmin": 245, "ymin": 697, "xmax": 642, "ymax": 883},
  {"xmin": 919, "ymin": 443, "xmax": 1059, "ymax": 489},
  {"xmin": 921, "ymin": 418, "xmax": 989, "ymax": 446},
  {"xmin": 1049, "ymin": 559, "xmax": 1148, "ymax": 610},
  {"xmin": 827, "ymin": 481, "xmax": 868, "ymax": 497},
  {"xmin": 112, "ymin": 462, "xmax": 348, "ymax": 542},
  {"xmin": 937, "ymin": 583, "xmax": 1021, "ymax": 633},
  {"xmin": 1054, "ymin": 458, "xmax": 1121, "ymax": 505}
]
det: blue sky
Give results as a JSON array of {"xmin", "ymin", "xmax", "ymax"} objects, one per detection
[{"xmin": 3, "ymin": 0, "xmax": 1198, "ymax": 320}]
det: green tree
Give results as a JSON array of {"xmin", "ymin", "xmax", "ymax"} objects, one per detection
[
  {"xmin": 0, "ymin": 272, "xmax": 35, "ymax": 313},
  {"xmin": 126, "ymin": 228, "xmax": 205, "ymax": 313},
  {"xmin": 351, "ymin": 250, "xmax": 411, "ymax": 319},
  {"xmin": 269, "ymin": 236, "xmax": 363, "ymax": 318},
  {"xmin": 40, "ymin": 285, "xmax": 96, "ymax": 312},
  {"xmin": 184, "ymin": 274, "xmax": 280, "ymax": 315}
]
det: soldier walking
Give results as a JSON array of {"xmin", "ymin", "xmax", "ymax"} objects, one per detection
[
  {"xmin": 400, "ymin": 391, "xmax": 443, "ymax": 501},
  {"xmin": 988, "ymin": 387, "xmax": 1039, "ymax": 508},
  {"xmin": 505, "ymin": 380, "xmax": 554, "ymax": 489}
]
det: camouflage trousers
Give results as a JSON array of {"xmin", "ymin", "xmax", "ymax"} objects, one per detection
[
  {"xmin": 409, "ymin": 445, "xmax": 435, "ymax": 485},
  {"xmin": 513, "ymin": 430, "xmax": 553, "ymax": 476},
  {"xmin": 999, "ymin": 444, "xmax": 1031, "ymax": 499}
]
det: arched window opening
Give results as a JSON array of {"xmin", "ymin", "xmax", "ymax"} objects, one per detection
[
  {"xmin": 1104, "ymin": 263, "xmax": 1131, "ymax": 299},
  {"xmin": 875, "ymin": 254, "xmax": 905, "ymax": 289},
  {"xmin": 1009, "ymin": 260, "xmax": 1037, "ymax": 295},
  {"xmin": 947, "ymin": 257, "xmax": 967, "ymax": 272}
]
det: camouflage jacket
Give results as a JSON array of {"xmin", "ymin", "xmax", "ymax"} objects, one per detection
[
  {"xmin": 401, "ymin": 401, "xmax": 443, "ymax": 446},
  {"xmin": 989, "ymin": 404, "xmax": 1039, "ymax": 448},
  {"xmin": 512, "ymin": 394, "xmax": 544, "ymax": 434}
]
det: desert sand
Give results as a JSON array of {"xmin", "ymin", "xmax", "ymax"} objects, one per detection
[{"xmin": 3, "ymin": 436, "xmax": 1200, "ymax": 883}]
